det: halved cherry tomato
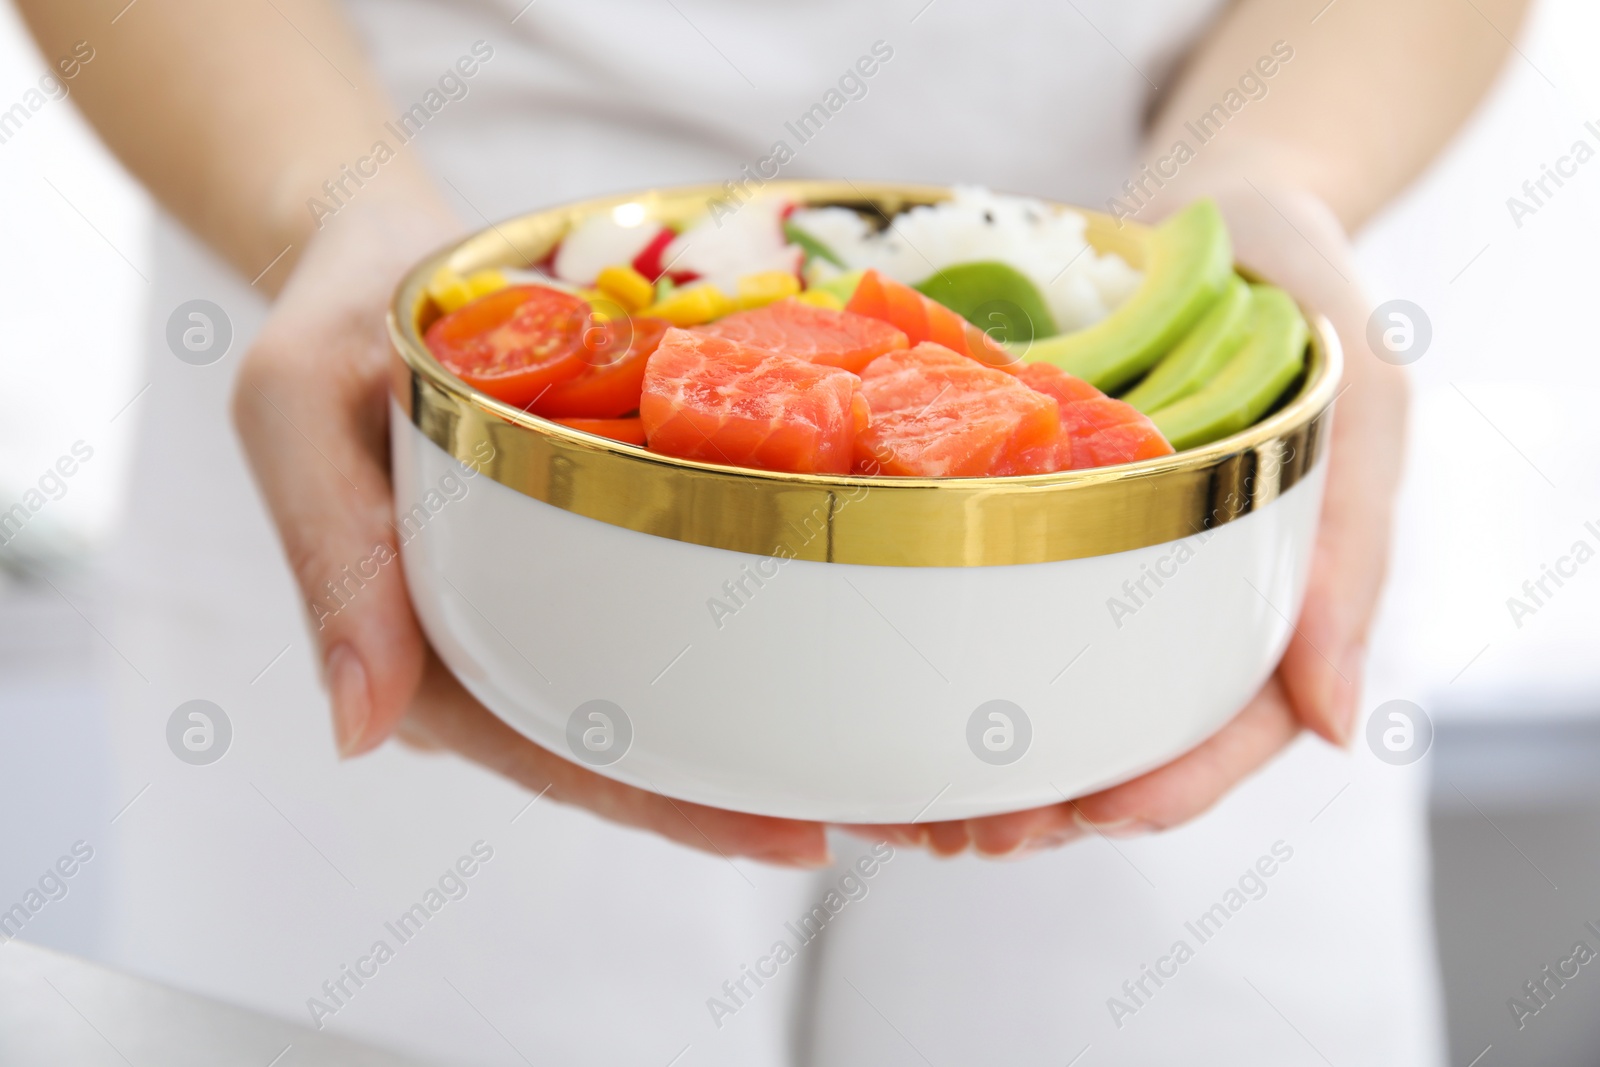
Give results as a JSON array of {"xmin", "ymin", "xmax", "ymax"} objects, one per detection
[
  {"xmin": 534, "ymin": 317, "xmax": 671, "ymax": 418},
  {"xmin": 552, "ymin": 417, "xmax": 647, "ymax": 445},
  {"xmin": 424, "ymin": 285, "xmax": 591, "ymax": 408}
]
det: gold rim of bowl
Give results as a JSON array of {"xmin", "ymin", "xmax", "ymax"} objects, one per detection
[{"xmin": 388, "ymin": 180, "xmax": 1341, "ymax": 568}]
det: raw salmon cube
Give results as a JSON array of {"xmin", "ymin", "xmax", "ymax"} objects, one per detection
[
  {"xmin": 855, "ymin": 343, "xmax": 1059, "ymax": 477},
  {"xmin": 695, "ymin": 298, "xmax": 908, "ymax": 373},
  {"xmin": 846, "ymin": 269, "xmax": 1018, "ymax": 372},
  {"xmin": 1017, "ymin": 363, "xmax": 1174, "ymax": 470},
  {"xmin": 641, "ymin": 329, "xmax": 867, "ymax": 475}
]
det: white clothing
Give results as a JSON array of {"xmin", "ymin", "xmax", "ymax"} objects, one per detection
[{"xmin": 89, "ymin": 2, "xmax": 1445, "ymax": 1062}]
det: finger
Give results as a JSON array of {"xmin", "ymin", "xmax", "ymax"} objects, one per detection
[
  {"xmin": 924, "ymin": 820, "xmax": 971, "ymax": 857},
  {"xmin": 1281, "ymin": 329, "xmax": 1408, "ymax": 745},
  {"xmin": 850, "ymin": 804, "xmax": 1085, "ymax": 860},
  {"xmin": 964, "ymin": 805, "xmax": 1079, "ymax": 858},
  {"xmin": 233, "ymin": 324, "xmax": 425, "ymax": 757},
  {"xmin": 404, "ymin": 653, "xmax": 832, "ymax": 867},
  {"xmin": 1170, "ymin": 183, "xmax": 1406, "ymax": 746},
  {"xmin": 837, "ymin": 824, "xmax": 927, "ymax": 849},
  {"xmin": 1070, "ymin": 677, "xmax": 1300, "ymax": 832}
]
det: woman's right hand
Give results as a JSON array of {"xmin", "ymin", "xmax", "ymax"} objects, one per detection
[{"xmin": 231, "ymin": 182, "xmax": 834, "ymax": 869}]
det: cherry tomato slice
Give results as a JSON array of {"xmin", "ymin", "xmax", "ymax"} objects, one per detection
[
  {"xmin": 534, "ymin": 317, "xmax": 671, "ymax": 418},
  {"xmin": 425, "ymin": 285, "xmax": 591, "ymax": 408},
  {"xmin": 552, "ymin": 417, "xmax": 647, "ymax": 445}
]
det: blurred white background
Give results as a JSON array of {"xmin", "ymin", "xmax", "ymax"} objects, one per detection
[
  {"xmin": 0, "ymin": 1, "xmax": 145, "ymax": 564},
  {"xmin": 2, "ymin": 0, "xmax": 1599, "ymax": 1061},
  {"xmin": 2, "ymin": 0, "xmax": 1597, "ymax": 691}
]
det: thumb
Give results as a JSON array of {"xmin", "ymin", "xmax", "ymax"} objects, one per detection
[
  {"xmin": 233, "ymin": 331, "xmax": 427, "ymax": 757},
  {"xmin": 1280, "ymin": 352, "xmax": 1408, "ymax": 746}
]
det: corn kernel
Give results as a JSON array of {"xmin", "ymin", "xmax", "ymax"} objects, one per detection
[
  {"xmin": 735, "ymin": 270, "xmax": 802, "ymax": 310},
  {"xmin": 427, "ymin": 267, "xmax": 475, "ymax": 314},
  {"xmin": 703, "ymin": 286, "xmax": 736, "ymax": 321},
  {"xmin": 464, "ymin": 269, "xmax": 508, "ymax": 299},
  {"xmin": 640, "ymin": 285, "xmax": 735, "ymax": 327},
  {"xmin": 596, "ymin": 264, "xmax": 655, "ymax": 312},
  {"xmin": 795, "ymin": 289, "xmax": 844, "ymax": 312},
  {"xmin": 576, "ymin": 289, "xmax": 613, "ymax": 323}
]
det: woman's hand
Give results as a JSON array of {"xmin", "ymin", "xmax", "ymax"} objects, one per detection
[
  {"xmin": 234, "ymin": 171, "xmax": 1401, "ymax": 866},
  {"xmin": 860, "ymin": 178, "xmax": 1407, "ymax": 858},
  {"xmin": 231, "ymin": 183, "xmax": 832, "ymax": 868}
]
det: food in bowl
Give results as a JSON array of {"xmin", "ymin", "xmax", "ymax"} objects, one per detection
[
  {"xmin": 419, "ymin": 188, "xmax": 1308, "ymax": 476},
  {"xmin": 387, "ymin": 182, "xmax": 1339, "ymax": 823}
]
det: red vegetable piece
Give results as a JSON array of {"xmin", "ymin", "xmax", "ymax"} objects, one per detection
[
  {"xmin": 631, "ymin": 227, "xmax": 697, "ymax": 285},
  {"xmin": 424, "ymin": 285, "xmax": 590, "ymax": 408},
  {"xmin": 534, "ymin": 317, "xmax": 671, "ymax": 418}
]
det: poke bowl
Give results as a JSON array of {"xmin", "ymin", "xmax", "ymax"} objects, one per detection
[{"xmin": 387, "ymin": 180, "xmax": 1339, "ymax": 824}]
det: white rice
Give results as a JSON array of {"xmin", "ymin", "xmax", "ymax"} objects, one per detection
[{"xmin": 789, "ymin": 186, "xmax": 1141, "ymax": 334}]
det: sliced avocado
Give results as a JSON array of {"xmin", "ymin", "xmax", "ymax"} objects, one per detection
[
  {"xmin": 813, "ymin": 268, "xmax": 865, "ymax": 305},
  {"xmin": 784, "ymin": 219, "xmax": 847, "ymax": 269},
  {"xmin": 1123, "ymin": 276, "xmax": 1252, "ymax": 413},
  {"xmin": 913, "ymin": 261, "xmax": 1057, "ymax": 345},
  {"xmin": 1149, "ymin": 285, "xmax": 1308, "ymax": 451},
  {"xmin": 1018, "ymin": 199, "xmax": 1233, "ymax": 392}
]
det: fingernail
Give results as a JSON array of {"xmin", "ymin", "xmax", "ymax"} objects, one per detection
[
  {"xmin": 974, "ymin": 835, "xmax": 1028, "ymax": 859},
  {"xmin": 926, "ymin": 822, "xmax": 971, "ymax": 857},
  {"xmin": 1332, "ymin": 643, "xmax": 1367, "ymax": 746},
  {"xmin": 993, "ymin": 828, "xmax": 1084, "ymax": 861},
  {"xmin": 765, "ymin": 847, "xmax": 833, "ymax": 869},
  {"xmin": 326, "ymin": 643, "xmax": 372, "ymax": 758},
  {"xmin": 1073, "ymin": 811, "xmax": 1155, "ymax": 838}
]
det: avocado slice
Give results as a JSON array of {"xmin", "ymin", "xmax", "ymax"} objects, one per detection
[
  {"xmin": 1123, "ymin": 276, "xmax": 1252, "ymax": 413},
  {"xmin": 1018, "ymin": 199, "xmax": 1233, "ymax": 393},
  {"xmin": 913, "ymin": 261, "xmax": 1058, "ymax": 346},
  {"xmin": 784, "ymin": 219, "xmax": 847, "ymax": 269},
  {"xmin": 1149, "ymin": 284, "xmax": 1308, "ymax": 451}
]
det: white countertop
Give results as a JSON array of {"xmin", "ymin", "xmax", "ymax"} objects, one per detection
[{"xmin": 0, "ymin": 938, "xmax": 433, "ymax": 1067}]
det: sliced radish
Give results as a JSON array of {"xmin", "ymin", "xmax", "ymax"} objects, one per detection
[
  {"xmin": 553, "ymin": 212, "xmax": 666, "ymax": 286},
  {"xmin": 661, "ymin": 197, "xmax": 800, "ymax": 295},
  {"xmin": 633, "ymin": 228, "xmax": 692, "ymax": 283}
]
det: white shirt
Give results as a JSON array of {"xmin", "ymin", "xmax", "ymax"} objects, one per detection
[{"xmin": 92, "ymin": 2, "xmax": 1444, "ymax": 1062}]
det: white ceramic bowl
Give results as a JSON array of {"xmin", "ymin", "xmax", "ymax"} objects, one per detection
[{"xmin": 388, "ymin": 182, "xmax": 1340, "ymax": 824}]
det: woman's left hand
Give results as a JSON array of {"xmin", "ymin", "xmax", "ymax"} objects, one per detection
[{"xmin": 853, "ymin": 178, "xmax": 1408, "ymax": 858}]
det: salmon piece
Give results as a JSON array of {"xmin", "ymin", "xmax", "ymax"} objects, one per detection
[
  {"xmin": 846, "ymin": 269, "xmax": 1019, "ymax": 372},
  {"xmin": 551, "ymin": 416, "xmax": 646, "ymax": 445},
  {"xmin": 1005, "ymin": 431, "xmax": 1075, "ymax": 475},
  {"xmin": 1016, "ymin": 363, "xmax": 1174, "ymax": 470},
  {"xmin": 695, "ymin": 298, "xmax": 909, "ymax": 373},
  {"xmin": 640, "ymin": 329, "xmax": 867, "ymax": 474},
  {"xmin": 855, "ymin": 343, "xmax": 1059, "ymax": 477}
]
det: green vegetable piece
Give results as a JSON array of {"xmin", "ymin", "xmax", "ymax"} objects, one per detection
[
  {"xmin": 913, "ymin": 261, "xmax": 1057, "ymax": 345},
  {"xmin": 1018, "ymin": 199, "xmax": 1233, "ymax": 392},
  {"xmin": 654, "ymin": 275, "xmax": 677, "ymax": 302},
  {"xmin": 813, "ymin": 269, "xmax": 865, "ymax": 305},
  {"xmin": 784, "ymin": 220, "xmax": 847, "ymax": 269},
  {"xmin": 1149, "ymin": 284, "xmax": 1309, "ymax": 451},
  {"xmin": 1123, "ymin": 276, "xmax": 1252, "ymax": 413}
]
